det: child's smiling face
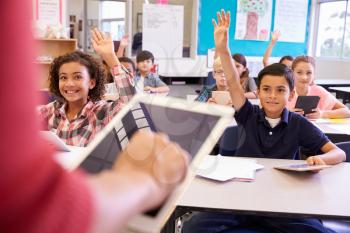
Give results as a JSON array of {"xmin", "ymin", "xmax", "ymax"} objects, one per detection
[
  {"xmin": 58, "ymin": 62, "xmax": 96, "ymax": 106},
  {"xmin": 258, "ymin": 75, "xmax": 295, "ymax": 118},
  {"xmin": 293, "ymin": 61, "xmax": 315, "ymax": 89}
]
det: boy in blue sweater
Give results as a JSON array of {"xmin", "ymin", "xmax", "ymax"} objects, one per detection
[{"xmin": 182, "ymin": 10, "xmax": 345, "ymax": 233}]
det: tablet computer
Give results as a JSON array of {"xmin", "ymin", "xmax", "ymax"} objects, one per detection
[
  {"xmin": 212, "ymin": 91, "xmax": 232, "ymax": 105},
  {"xmin": 274, "ymin": 163, "xmax": 331, "ymax": 172},
  {"xmin": 67, "ymin": 93, "xmax": 234, "ymax": 233},
  {"xmin": 295, "ymin": 96, "xmax": 320, "ymax": 114}
]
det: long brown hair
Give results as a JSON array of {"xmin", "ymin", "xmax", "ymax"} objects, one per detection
[
  {"xmin": 291, "ymin": 55, "xmax": 315, "ymax": 70},
  {"xmin": 232, "ymin": 53, "xmax": 250, "ymax": 91},
  {"xmin": 291, "ymin": 55, "xmax": 316, "ymax": 85}
]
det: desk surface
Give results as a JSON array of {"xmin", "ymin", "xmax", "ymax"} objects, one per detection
[
  {"xmin": 329, "ymin": 87, "xmax": 350, "ymax": 93},
  {"xmin": 312, "ymin": 119, "xmax": 350, "ymax": 136},
  {"xmin": 178, "ymin": 157, "xmax": 350, "ymax": 219},
  {"xmin": 316, "ymin": 79, "xmax": 350, "ymax": 86}
]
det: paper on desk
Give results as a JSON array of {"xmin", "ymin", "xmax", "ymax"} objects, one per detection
[
  {"xmin": 196, "ymin": 155, "xmax": 264, "ymax": 182},
  {"xmin": 314, "ymin": 118, "xmax": 350, "ymax": 124},
  {"xmin": 325, "ymin": 124, "xmax": 350, "ymax": 135}
]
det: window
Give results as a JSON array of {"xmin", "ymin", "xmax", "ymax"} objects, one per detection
[
  {"xmin": 315, "ymin": 0, "xmax": 350, "ymax": 58},
  {"xmin": 101, "ymin": 1, "xmax": 126, "ymax": 41}
]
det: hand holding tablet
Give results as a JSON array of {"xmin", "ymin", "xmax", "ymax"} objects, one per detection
[
  {"xmin": 295, "ymin": 96, "xmax": 320, "ymax": 115},
  {"xmin": 114, "ymin": 131, "xmax": 189, "ymax": 210},
  {"xmin": 274, "ymin": 163, "xmax": 331, "ymax": 172},
  {"xmin": 74, "ymin": 93, "xmax": 234, "ymax": 232}
]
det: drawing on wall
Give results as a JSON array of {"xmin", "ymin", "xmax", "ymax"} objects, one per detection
[{"xmin": 235, "ymin": 0, "xmax": 272, "ymax": 41}]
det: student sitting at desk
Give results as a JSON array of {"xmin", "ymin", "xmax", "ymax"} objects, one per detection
[
  {"xmin": 262, "ymin": 30, "xmax": 294, "ymax": 68},
  {"xmin": 38, "ymin": 28, "xmax": 135, "ymax": 147},
  {"xmin": 287, "ymin": 55, "xmax": 350, "ymax": 119},
  {"xmin": 196, "ymin": 56, "xmax": 256, "ymax": 103},
  {"xmin": 183, "ymin": 10, "xmax": 345, "ymax": 233},
  {"xmin": 134, "ymin": 50, "xmax": 169, "ymax": 93},
  {"xmin": 104, "ymin": 57, "xmax": 137, "ymax": 100},
  {"xmin": 196, "ymin": 57, "xmax": 231, "ymax": 104}
]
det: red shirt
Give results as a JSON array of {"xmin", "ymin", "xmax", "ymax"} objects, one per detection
[{"xmin": 0, "ymin": 2, "xmax": 93, "ymax": 233}]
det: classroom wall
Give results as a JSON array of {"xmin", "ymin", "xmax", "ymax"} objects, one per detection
[
  {"xmin": 316, "ymin": 60, "xmax": 350, "ymax": 80},
  {"xmin": 65, "ymin": 0, "xmax": 350, "ymax": 80}
]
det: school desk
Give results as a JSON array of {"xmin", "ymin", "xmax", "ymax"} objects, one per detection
[
  {"xmin": 329, "ymin": 87, "xmax": 350, "ymax": 104},
  {"xmin": 316, "ymin": 79, "xmax": 350, "ymax": 91},
  {"xmin": 312, "ymin": 118, "xmax": 350, "ymax": 143},
  {"xmin": 162, "ymin": 157, "xmax": 350, "ymax": 233}
]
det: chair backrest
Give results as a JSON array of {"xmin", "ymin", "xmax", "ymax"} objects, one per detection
[
  {"xmin": 335, "ymin": 141, "xmax": 350, "ymax": 162},
  {"xmin": 219, "ymin": 125, "xmax": 246, "ymax": 156}
]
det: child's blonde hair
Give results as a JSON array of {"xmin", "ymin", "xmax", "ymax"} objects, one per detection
[{"xmin": 213, "ymin": 57, "xmax": 222, "ymax": 70}]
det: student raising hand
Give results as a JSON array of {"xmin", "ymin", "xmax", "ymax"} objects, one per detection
[
  {"xmin": 271, "ymin": 30, "xmax": 281, "ymax": 43},
  {"xmin": 213, "ymin": 10, "xmax": 246, "ymax": 111},
  {"xmin": 91, "ymin": 28, "xmax": 120, "ymax": 68},
  {"xmin": 212, "ymin": 10, "xmax": 230, "ymax": 52},
  {"xmin": 117, "ymin": 34, "xmax": 130, "ymax": 58}
]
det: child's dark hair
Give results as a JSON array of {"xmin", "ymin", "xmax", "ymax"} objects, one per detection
[
  {"xmin": 279, "ymin": 55, "xmax": 294, "ymax": 64},
  {"xmin": 49, "ymin": 50, "xmax": 106, "ymax": 102},
  {"xmin": 136, "ymin": 50, "xmax": 154, "ymax": 63},
  {"xmin": 232, "ymin": 53, "xmax": 249, "ymax": 79},
  {"xmin": 257, "ymin": 63, "xmax": 294, "ymax": 90},
  {"xmin": 119, "ymin": 56, "xmax": 136, "ymax": 72}
]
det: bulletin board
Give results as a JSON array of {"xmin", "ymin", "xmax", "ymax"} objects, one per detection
[{"xmin": 197, "ymin": 0, "xmax": 311, "ymax": 56}]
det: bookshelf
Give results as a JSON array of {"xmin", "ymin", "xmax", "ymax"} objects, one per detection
[{"xmin": 35, "ymin": 39, "xmax": 77, "ymax": 88}]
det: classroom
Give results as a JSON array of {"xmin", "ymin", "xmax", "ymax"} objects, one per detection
[{"xmin": 2, "ymin": 0, "xmax": 350, "ymax": 233}]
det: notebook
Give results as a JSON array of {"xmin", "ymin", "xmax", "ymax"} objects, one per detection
[{"xmin": 67, "ymin": 93, "xmax": 234, "ymax": 233}]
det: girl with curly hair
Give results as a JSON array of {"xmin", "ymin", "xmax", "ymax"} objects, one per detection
[{"xmin": 38, "ymin": 28, "xmax": 135, "ymax": 146}]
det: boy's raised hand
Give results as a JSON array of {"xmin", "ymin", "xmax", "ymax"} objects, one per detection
[{"xmin": 212, "ymin": 10, "xmax": 230, "ymax": 53}]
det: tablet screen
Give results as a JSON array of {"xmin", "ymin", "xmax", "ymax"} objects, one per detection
[
  {"xmin": 80, "ymin": 102, "xmax": 220, "ymax": 173},
  {"xmin": 79, "ymin": 101, "xmax": 221, "ymax": 217},
  {"xmin": 295, "ymin": 96, "xmax": 320, "ymax": 114}
]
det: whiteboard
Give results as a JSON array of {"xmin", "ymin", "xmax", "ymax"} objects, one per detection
[
  {"xmin": 142, "ymin": 4, "xmax": 184, "ymax": 59},
  {"xmin": 274, "ymin": 0, "xmax": 309, "ymax": 42}
]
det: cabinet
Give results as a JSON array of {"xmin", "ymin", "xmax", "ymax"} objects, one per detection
[{"xmin": 35, "ymin": 39, "xmax": 77, "ymax": 88}]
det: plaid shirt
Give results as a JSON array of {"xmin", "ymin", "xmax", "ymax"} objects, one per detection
[
  {"xmin": 38, "ymin": 65, "xmax": 135, "ymax": 147},
  {"xmin": 195, "ymin": 84, "xmax": 217, "ymax": 102}
]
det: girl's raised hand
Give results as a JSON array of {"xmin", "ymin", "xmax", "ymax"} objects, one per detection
[
  {"xmin": 271, "ymin": 30, "xmax": 281, "ymax": 43},
  {"xmin": 91, "ymin": 28, "xmax": 115, "ymax": 57},
  {"xmin": 212, "ymin": 10, "xmax": 230, "ymax": 52}
]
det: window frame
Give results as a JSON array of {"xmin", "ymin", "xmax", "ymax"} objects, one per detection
[{"xmin": 313, "ymin": 0, "xmax": 350, "ymax": 60}]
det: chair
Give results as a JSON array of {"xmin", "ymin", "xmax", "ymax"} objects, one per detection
[
  {"xmin": 219, "ymin": 125, "xmax": 246, "ymax": 156},
  {"xmin": 335, "ymin": 141, "xmax": 350, "ymax": 162}
]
